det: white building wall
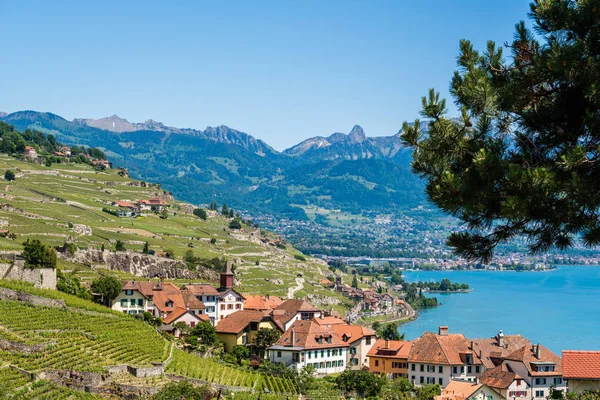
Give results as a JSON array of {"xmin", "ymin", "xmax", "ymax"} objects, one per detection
[
  {"xmin": 409, "ymin": 363, "xmax": 483, "ymax": 388},
  {"xmin": 269, "ymin": 347, "xmax": 347, "ymax": 375},
  {"xmin": 111, "ymin": 290, "xmax": 152, "ymax": 315}
]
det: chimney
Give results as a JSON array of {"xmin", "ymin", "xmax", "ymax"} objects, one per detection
[
  {"xmin": 439, "ymin": 326, "xmax": 448, "ymax": 336},
  {"xmin": 385, "ymin": 340, "xmax": 390, "ymax": 349},
  {"xmin": 470, "ymin": 341, "xmax": 475, "ymax": 350},
  {"xmin": 265, "ymin": 294, "xmax": 270, "ymax": 300},
  {"xmin": 289, "ymin": 329, "xmax": 295, "ymax": 347},
  {"xmin": 497, "ymin": 330, "xmax": 505, "ymax": 347},
  {"xmin": 535, "ymin": 344, "xmax": 541, "ymax": 359}
]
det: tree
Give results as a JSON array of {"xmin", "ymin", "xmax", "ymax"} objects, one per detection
[
  {"xmin": 143, "ymin": 241, "xmax": 149, "ymax": 254},
  {"xmin": 184, "ymin": 335, "xmax": 199, "ymax": 348},
  {"xmin": 4, "ymin": 170, "xmax": 15, "ymax": 181},
  {"xmin": 221, "ymin": 204, "xmax": 228, "ymax": 216},
  {"xmin": 230, "ymin": 345, "xmax": 250, "ymax": 365},
  {"xmin": 160, "ymin": 208, "xmax": 168, "ymax": 219},
  {"xmin": 415, "ymin": 384, "xmax": 441, "ymax": 400},
  {"xmin": 377, "ymin": 322, "xmax": 405, "ymax": 341},
  {"xmin": 22, "ymin": 239, "xmax": 57, "ymax": 269},
  {"xmin": 401, "ymin": 1, "xmax": 600, "ymax": 261},
  {"xmin": 440, "ymin": 278, "xmax": 452, "ymax": 292},
  {"xmin": 115, "ymin": 240, "xmax": 125, "ymax": 252},
  {"xmin": 229, "ymin": 218, "xmax": 242, "ymax": 230},
  {"xmin": 190, "ymin": 321, "xmax": 218, "ymax": 346},
  {"xmin": 252, "ymin": 328, "xmax": 280, "ymax": 357},
  {"xmin": 336, "ymin": 369, "xmax": 386, "ymax": 398},
  {"xmin": 193, "ymin": 208, "xmax": 207, "ymax": 220},
  {"xmin": 56, "ymin": 270, "xmax": 91, "ymax": 300},
  {"xmin": 152, "ymin": 381, "xmax": 212, "ymax": 400},
  {"xmin": 91, "ymin": 276, "xmax": 122, "ymax": 306},
  {"xmin": 352, "ymin": 274, "xmax": 359, "ymax": 289}
]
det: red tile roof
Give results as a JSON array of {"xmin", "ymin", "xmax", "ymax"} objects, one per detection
[
  {"xmin": 435, "ymin": 381, "xmax": 483, "ymax": 400},
  {"xmin": 479, "ymin": 365, "xmax": 523, "ymax": 389},
  {"xmin": 312, "ymin": 316, "xmax": 347, "ymax": 327},
  {"xmin": 367, "ymin": 339, "xmax": 412, "ymax": 359},
  {"xmin": 272, "ymin": 299, "xmax": 319, "ymax": 325},
  {"xmin": 562, "ymin": 351, "xmax": 600, "ymax": 380},
  {"xmin": 114, "ymin": 201, "xmax": 136, "ymax": 208},
  {"xmin": 504, "ymin": 344, "xmax": 562, "ymax": 376},
  {"xmin": 181, "ymin": 284, "xmax": 219, "ymax": 296},
  {"xmin": 273, "ymin": 320, "xmax": 348, "ymax": 350},
  {"xmin": 333, "ymin": 324, "xmax": 376, "ymax": 345},
  {"xmin": 215, "ymin": 310, "xmax": 275, "ymax": 334},
  {"xmin": 471, "ymin": 334, "xmax": 531, "ymax": 369},
  {"xmin": 162, "ymin": 307, "xmax": 209, "ymax": 324},
  {"xmin": 243, "ymin": 295, "xmax": 283, "ymax": 311},
  {"xmin": 409, "ymin": 331, "xmax": 483, "ymax": 366}
]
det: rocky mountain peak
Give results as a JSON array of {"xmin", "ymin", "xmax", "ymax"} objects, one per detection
[
  {"xmin": 0, "ymin": 112, "xmax": 7, "ymax": 118},
  {"xmin": 73, "ymin": 115, "xmax": 140, "ymax": 133},
  {"xmin": 347, "ymin": 125, "xmax": 366, "ymax": 143}
]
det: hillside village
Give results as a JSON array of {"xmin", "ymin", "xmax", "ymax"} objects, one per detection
[{"xmin": 0, "ymin": 122, "xmax": 598, "ymax": 400}]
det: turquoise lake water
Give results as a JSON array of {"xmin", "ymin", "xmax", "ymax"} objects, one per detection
[{"xmin": 401, "ymin": 266, "xmax": 600, "ymax": 353}]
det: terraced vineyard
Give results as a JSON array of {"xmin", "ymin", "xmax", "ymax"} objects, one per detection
[
  {"xmin": 166, "ymin": 348, "xmax": 298, "ymax": 395},
  {"xmin": 8, "ymin": 380, "xmax": 101, "ymax": 399}
]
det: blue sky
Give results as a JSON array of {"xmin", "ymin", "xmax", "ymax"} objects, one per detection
[{"xmin": 1, "ymin": 0, "xmax": 531, "ymax": 150}]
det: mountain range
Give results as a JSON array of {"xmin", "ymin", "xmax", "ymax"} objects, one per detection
[{"xmin": 0, "ymin": 111, "xmax": 427, "ymax": 220}]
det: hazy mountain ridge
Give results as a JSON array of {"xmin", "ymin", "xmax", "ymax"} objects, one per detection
[{"xmin": 0, "ymin": 110, "xmax": 427, "ymax": 221}]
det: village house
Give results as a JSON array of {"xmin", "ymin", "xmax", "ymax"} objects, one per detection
[
  {"xmin": 479, "ymin": 365, "xmax": 531, "ymax": 399},
  {"xmin": 333, "ymin": 323, "xmax": 376, "ymax": 369},
  {"xmin": 180, "ymin": 284, "xmax": 219, "ymax": 324},
  {"xmin": 137, "ymin": 198, "xmax": 168, "ymax": 212},
  {"xmin": 58, "ymin": 146, "xmax": 71, "ymax": 156},
  {"xmin": 92, "ymin": 159, "xmax": 112, "ymax": 169},
  {"xmin": 434, "ymin": 380, "xmax": 504, "ymax": 400},
  {"xmin": 471, "ymin": 331, "xmax": 531, "ymax": 370},
  {"xmin": 111, "ymin": 281, "xmax": 156, "ymax": 315},
  {"xmin": 112, "ymin": 201, "xmax": 137, "ymax": 217},
  {"xmin": 367, "ymin": 339, "xmax": 412, "ymax": 378},
  {"xmin": 216, "ymin": 263, "xmax": 245, "ymax": 321},
  {"xmin": 23, "ymin": 146, "xmax": 37, "ymax": 160},
  {"xmin": 271, "ymin": 299, "xmax": 322, "ymax": 331},
  {"xmin": 268, "ymin": 319, "xmax": 348, "ymax": 375},
  {"xmin": 162, "ymin": 306, "xmax": 209, "ymax": 329},
  {"xmin": 498, "ymin": 344, "xmax": 566, "ymax": 399},
  {"xmin": 562, "ymin": 350, "xmax": 600, "ymax": 393},
  {"xmin": 215, "ymin": 310, "xmax": 283, "ymax": 352},
  {"xmin": 408, "ymin": 326, "xmax": 484, "ymax": 387}
]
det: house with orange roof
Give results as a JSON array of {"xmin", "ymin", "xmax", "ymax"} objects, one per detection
[
  {"xmin": 499, "ymin": 343, "xmax": 565, "ymax": 399},
  {"xmin": 271, "ymin": 299, "xmax": 322, "ymax": 331},
  {"xmin": 471, "ymin": 330, "xmax": 531, "ymax": 370},
  {"xmin": 408, "ymin": 326, "xmax": 484, "ymax": 387},
  {"xmin": 562, "ymin": 350, "xmax": 600, "ymax": 392},
  {"xmin": 163, "ymin": 307, "xmax": 209, "ymax": 330},
  {"xmin": 181, "ymin": 283, "xmax": 219, "ymax": 324},
  {"xmin": 23, "ymin": 146, "xmax": 37, "ymax": 160},
  {"xmin": 243, "ymin": 294, "xmax": 283, "ymax": 311},
  {"xmin": 136, "ymin": 197, "xmax": 168, "ymax": 212},
  {"xmin": 311, "ymin": 315, "xmax": 346, "ymax": 327},
  {"xmin": 111, "ymin": 281, "xmax": 157, "ymax": 316},
  {"xmin": 333, "ymin": 323, "xmax": 376, "ymax": 369},
  {"xmin": 367, "ymin": 339, "xmax": 412, "ymax": 378},
  {"xmin": 479, "ymin": 365, "xmax": 530, "ymax": 399},
  {"xmin": 434, "ymin": 380, "xmax": 503, "ymax": 400},
  {"xmin": 215, "ymin": 309, "xmax": 283, "ymax": 352},
  {"xmin": 268, "ymin": 319, "xmax": 349, "ymax": 375}
]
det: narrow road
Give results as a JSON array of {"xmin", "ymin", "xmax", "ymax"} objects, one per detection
[{"xmin": 287, "ymin": 277, "xmax": 304, "ymax": 299}]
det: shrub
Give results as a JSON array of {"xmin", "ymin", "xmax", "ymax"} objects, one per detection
[
  {"xmin": 193, "ymin": 208, "xmax": 208, "ymax": 220},
  {"xmin": 229, "ymin": 218, "xmax": 242, "ymax": 230},
  {"xmin": 4, "ymin": 170, "xmax": 15, "ymax": 181},
  {"xmin": 294, "ymin": 254, "xmax": 307, "ymax": 262},
  {"xmin": 22, "ymin": 239, "xmax": 57, "ymax": 269},
  {"xmin": 115, "ymin": 240, "xmax": 125, "ymax": 252},
  {"xmin": 90, "ymin": 275, "xmax": 122, "ymax": 305}
]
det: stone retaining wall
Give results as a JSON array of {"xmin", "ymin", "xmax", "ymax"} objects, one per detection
[
  {"xmin": 0, "ymin": 257, "xmax": 56, "ymax": 289},
  {"xmin": 0, "ymin": 287, "xmax": 66, "ymax": 309}
]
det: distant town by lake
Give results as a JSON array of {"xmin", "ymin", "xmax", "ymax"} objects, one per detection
[{"xmin": 401, "ymin": 266, "xmax": 600, "ymax": 353}]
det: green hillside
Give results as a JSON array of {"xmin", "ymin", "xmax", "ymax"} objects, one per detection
[{"xmin": 0, "ymin": 155, "xmax": 351, "ymax": 310}]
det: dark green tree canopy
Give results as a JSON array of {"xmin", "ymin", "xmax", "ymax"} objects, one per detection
[
  {"xmin": 22, "ymin": 239, "xmax": 57, "ymax": 269},
  {"xmin": 402, "ymin": 0, "xmax": 600, "ymax": 261},
  {"xmin": 91, "ymin": 276, "xmax": 122, "ymax": 305}
]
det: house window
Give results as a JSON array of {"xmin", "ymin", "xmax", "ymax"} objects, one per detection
[
  {"xmin": 326, "ymin": 361, "xmax": 331, "ymax": 368},
  {"xmin": 137, "ymin": 299, "xmax": 143, "ymax": 306},
  {"xmin": 427, "ymin": 377, "xmax": 435, "ymax": 384},
  {"xmin": 321, "ymin": 350, "xmax": 324, "ymax": 358},
  {"xmin": 120, "ymin": 299, "xmax": 127, "ymax": 307},
  {"xmin": 375, "ymin": 360, "xmax": 379, "ymax": 367},
  {"xmin": 125, "ymin": 290, "xmax": 133, "ymax": 296},
  {"xmin": 130, "ymin": 299, "xmax": 136, "ymax": 306},
  {"xmin": 420, "ymin": 377, "xmax": 424, "ymax": 384},
  {"xmin": 411, "ymin": 376, "xmax": 415, "ymax": 382},
  {"xmin": 554, "ymin": 378, "xmax": 562, "ymax": 385},
  {"xmin": 333, "ymin": 349, "xmax": 337, "ymax": 356},
  {"xmin": 439, "ymin": 378, "xmax": 443, "ymax": 385},
  {"xmin": 366, "ymin": 336, "xmax": 372, "ymax": 345},
  {"xmin": 220, "ymin": 304, "xmax": 225, "ymax": 310},
  {"xmin": 207, "ymin": 296, "xmax": 215, "ymax": 301},
  {"xmin": 314, "ymin": 351, "xmax": 318, "ymax": 358},
  {"xmin": 420, "ymin": 365, "xmax": 424, "ymax": 372},
  {"xmin": 277, "ymin": 351, "xmax": 282, "ymax": 358},
  {"xmin": 536, "ymin": 391, "xmax": 545, "ymax": 398},
  {"xmin": 327, "ymin": 349, "xmax": 331, "ymax": 357},
  {"xmin": 190, "ymin": 322, "xmax": 195, "ymax": 328},
  {"xmin": 438, "ymin": 366, "xmax": 443, "ymax": 373},
  {"xmin": 476, "ymin": 366, "xmax": 480, "ymax": 373},
  {"xmin": 308, "ymin": 352, "xmax": 311, "ymax": 359},
  {"xmin": 427, "ymin": 365, "xmax": 435, "ymax": 373},
  {"xmin": 461, "ymin": 366, "xmax": 465, "ymax": 373},
  {"xmin": 412, "ymin": 364, "xmax": 416, "ymax": 371},
  {"xmin": 453, "ymin": 366, "xmax": 458, "ymax": 374},
  {"xmin": 536, "ymin": 378, "xmax": 547, "ymax": 385},
  {"xmin": 235, "ymin": 304, "xmax": 241, "ymax": 309},
  {"xmin": 467, "ymin": 366, "xmax": 472, "ymax": 374},
  {"xmin": 338, "ymin": 360, "xmax": 344, "ymax": 367},
  {"xmin": 227, "ymin": 304, "xmax": 233, "ymax": 310}
]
